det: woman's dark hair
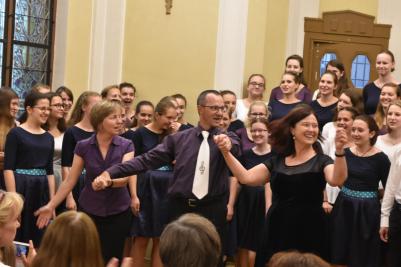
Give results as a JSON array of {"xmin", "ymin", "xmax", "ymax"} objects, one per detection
[
  {"xmin": 19, "ymin": 91, "xmax": 49, "ymax": 124},
  {"xmin": 42, "ymin": 92, "xmax": 67, "ymax": 132},
  {"xmin": 154, "ymin": 96, "xmax": 177, "ymax": 141},
  {"xmin": 131, "ymin": 100, "xmax": 154, "ymax": 128},
  {"xmin": 333, "ymin": 106, "xmax": 360, "ymax": 122},
  {"xmin": 0, "ymin": 88, "xmax": 18, "ymax": 151},
  {"xmin": 321, "ymin": 70, "xmax": 338, "ymax": 86},
  {"xmin": 282, "ymin": 71, "xmax": 302, "ymax": 85},
  {"xmin": 354, "ymin": 114, "xmax": 379, "ymax": 146},
  {"xmin": 249, "ymin": 117, "xmax": 269, "ymax": 130},
  {"xmin": 326, "ymin": 59, "xmax": 350, "ymax": 96},
  {"xmin": 268, "ymin": 104, "xmax": 322, "ymax": 156},
  {"xmin": 119, "ymin": 82, "xmax": 136, "ymax": 94},
  {"xmin": 55, "ymin": 86, "xmax": 74, "ymax": 103},
  {"xmin": 340, "ymin": 88, "xmax": 364, "ymax": 115},
  {"xmin": 68, "ymin": 91, "xmax": 100, "ymax": 127},
  {"xmin": 285, "ymin": 54, "xmax": 307, "ymax": 86},
  {"xmin": 172, "ymin": 93, "xmax": 187, "ymax": 106}
]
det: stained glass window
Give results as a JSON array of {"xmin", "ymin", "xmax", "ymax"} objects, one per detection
[
  {"xmin": 320, "ymin": 53, "xmax": 337, "ymax": 77},
  {"xmin": 0, "ymin": 0, "xmax": 6, "ymax": 85},
  {"xmin": 0, "ymin": 0, "xmax": 55, "ymax": 99},
  {"xmin": 351, "ymin": 55, "xmax": 370, "ymax": 88}
]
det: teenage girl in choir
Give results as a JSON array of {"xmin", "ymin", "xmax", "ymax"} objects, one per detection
[
  {"xmin": 321, "ymin": 107, "xmax": 358, "ymax": 212},
  {"xmin": 131, "ymin": 100, "xmax": 154, "ymax": 131},
  {"xmin": 310, "ymin": 71, "xmax": 339, "ymax": 131},
  {"xmin": 374, "ymin": 83, "xmax": 401, "ymax": 134},
  {"xmin": 363, "ymin": 50, "xmax": 399, "ymax": 115},
  {"xmin": 35, "ymin": 100, "xmax": 134, "ymax": 263},
  {"xmin": 236, "ymin": 117, "xmax": 273, "ymax": 267},
  {"xmin": 235, "ymin": 101, "xmax": 268, "ymax": 152},
  {"xmin": 236, "ymin": 74, "xmax": 266, "ymax": 122},
  {"xmin": 0, "ymin": 89, "xmax": 19, "ymax": 190},
  {"xmin": 380, "ymin": 145, "xmax": 401, "ymax": 267},
  {"xmin": 119, "ymin": 107, "xmax": 136, "ymax": 141},
  {"xmin": 55, "ymin": 86, "xmax": 74, "ymax": 119},
  {"xmin": 313, "ymin": 60, "xmax": 351, "ymax": 100},
  {"xmin": 269, "ymin": 55, "xmax": 312, "ymax": 103},
  {"xmin": 215, "ymin": 104, "xmax": 348, "ymax": 266},
  {"xmin": 43, "ymin": 93, "xmax": 67, "ymax": 190},
  {"xmin": 269, "ymin": 71, "xmax": 302, "ymax": 122},
  {"xmin": 171, "ymin": 94, "xmax": 193, "ymax": 131},
  {"xmin": 3, "ymin": 91, "xmax": 55, "ymax": 245},
  {"xmin": 330, "ymin": 115, "xmax": 390, "ymax": 267},
  {"xmin": 220, "ymin": 90, "xmax": 245, "ymax": 132},
  {"xmin": 130, "ymin": 97, "xmax": 177, "ymax": 267},
  {"xmin": 62, "ymin": 91, "xmax": 101, "ymax": 210}
]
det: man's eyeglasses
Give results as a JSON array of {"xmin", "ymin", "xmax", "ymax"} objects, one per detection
[
  {"xmin": 249, "ymin": 82, "xmax": 265, "ymax": 88},
  {"xmin": 201, "ymin": 105, "xmax": 227, "ymax": 112}
]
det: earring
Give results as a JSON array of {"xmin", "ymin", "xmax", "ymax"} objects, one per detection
[{"xmin": 292, "ymin": 135, "xmax": 295, "ymax": 140}]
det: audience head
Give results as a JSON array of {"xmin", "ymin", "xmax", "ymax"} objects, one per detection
[
  {"xmin": 267, "ymin": 251, "xmax": 331, "ymax": 267},
  {"xmin": 197, "ymin": 90, "xmax": 226, "ymax": 129},
  {"xmin": 337, "ymin": 88, "xmax": 364, "ymax": 115},
  {"xmin": 352, "ymin": 114, "xmax": 379, "ymax": 146},
  {"xmin": 247, "ymin": 101, "xmax": 269, "ymax": 127},
  {"xmin": 269, "ymin": 104, "xmax": 321, "ymax": 156},
  {"xmin": 386, "ymin": 100, "xmax": 401, "ymax": 134},
  {"xmin": 160, "ymin": 213, "xmax": 221, "ymax": 267},
  {"xmin": 326, "ymin": 59, "xmax": 350, "ymax": 96},
  {"xmin": 90, "ymin": 100, "xmax": 123, "ymax": 135},
  {"xmin": 250, "ymin": 117, "xmax": 269, "ymax": 146},
  {"xmin": 335, "ymin": 106, "xmax": 359, "ymax": 134},
  {"xmin": 0, "ymin": 88, "xmax": 18, "ymax": 125},
  {"xmin": 132, "ymin": 100, "xmax": 154, "ymax": 128},
  {"xmin": 19, "ymin": 91, "xmax": 50, "ymax": 125},
  {"xmin": 219, "ymin": 109, "xmax": 231, "ymax": 131},
  {"xmin": 285, "ymin": 55, "xmax": 306, "ymax": 85},
  {"xmin": 280, "ymin": 71, "xmax": 301, "ymax": 97},
  {"xmin": 43, "ymin": 92, "xmax": 67, "ymax": 132},
  {"xmin": 246, "ymin": 74, "xmax": 266, "ymax": 99},
  {"xmin": 318, "ymin": 71, "xmax": 338, "ymax": 97},
  {"xmin": 31, "ymin": 211, "xmax": 104, "ymax": 267},
  {"xmin": 55, "ymin": 86, "xmax": 74, "ymax": 116},
  {"xmin": 68, "ymin": 91, "xmax": 101, "ymax": 127},
  {"xmin": 154, "ymin": 96, "xmax": 177, "ymax": 131},
  {"xmin": 374, "ymin": 83, "xmax": 401, "ymax": 129},
  {"xmin": 172, "ymin": 94, "xmax": 188, "ymax": 121},
  {"xmin": 31, "ymin": 83, "xmax": 51, "ymax": 94},
  {"xmin": 0, "ymin": 191, "xmax": 23, "ymax": 248},
  {"xmin": 376, "ymin": 50, "xmax": 395, "ymax": 75},
  {"xmin": 119, "ymin": 82, "xmax": 136, "ymax": 108},
  {"xmin": 220, "ymin": 90, "xmax": 237, "ymax": 115},
  {"xmin": 101, "ymin": 85, "xmax": 121, "ymax": 102}
]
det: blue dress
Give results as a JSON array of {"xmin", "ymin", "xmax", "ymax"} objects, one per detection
[
  {"xmin": 268, "ymin": 99, "xmax": 301, "ymax": 122},
  {"xmin": 269, "ymin": 86, "xmax": 312, "ymax": 104},
  {"xmin": 4, "ymin": 127, "xmax": 54, "ymax": 245},
  {"xmin": 310, "ymin": 100, "xmax": 338, "ymax": 131}
]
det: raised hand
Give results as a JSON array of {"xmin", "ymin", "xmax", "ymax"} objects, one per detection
[{"xmin": 213, "ymin": 134, "xmax": 232, "ymax": 154}]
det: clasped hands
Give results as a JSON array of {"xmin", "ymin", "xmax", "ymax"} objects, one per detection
[
  {"xmin": 92, "ymin": 172, "xmax": 112, "ymax": 191},
  {"xmin": 213, "ymin": 134, "xmax": 232, "ymax": 154}
]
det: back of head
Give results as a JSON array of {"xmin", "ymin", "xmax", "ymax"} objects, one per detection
[
  {"xmin": 68, "ymin": 91, "xmax": 100, "ymax": 126},
  {"xmin": 31, "ymin": 211, "xmax": 103, "ymax": 267},
  {"xmin": 0, "ymin": 191, "xmax": 24, "ymax": 227},
  {"xmin": 267, "ymin": 251, "xmax": 331, "ymax": 267},
  {"xmin": 160, "ymin": 213, "xmax": 221, "ymax": 267}
]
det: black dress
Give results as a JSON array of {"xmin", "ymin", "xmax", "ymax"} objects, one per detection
[
  {"xmin": 310, "ymin": 100, "xmax": 338, "ymax": 131},
  {"xmin": 255, "ymin": 153, "xmax": 333, "ymax": 266},
  {"xmin": 237, "ymin": 149, "xmax": 273, "ymax": 251},
  {"xmin": 330, "ymin": 148, "xmax": 390, "ymax": 267},
  {"xmin": 268, "ymin": 99, "xmax": 301, "ymax": 122}
]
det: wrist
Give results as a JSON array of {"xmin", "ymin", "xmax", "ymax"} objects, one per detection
[
  {"xmin": 106, "ymin": 179, "xmax": 114, "ymax": 188},
  {"xmin": 335, "ymin": 150, "xmax": 345, "ymax": 157}
]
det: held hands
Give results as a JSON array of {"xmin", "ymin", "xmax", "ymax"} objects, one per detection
[
  {"xmin": 92, "ymin": 172, "xmax": 112, "ymax": 191},
  {"xmin": 214, "ymin": 134, "xmax": 232, "ymax": 154},
  {"xmin": 334, "ymin": 128, "xmax": 348, "ymax": 153}
]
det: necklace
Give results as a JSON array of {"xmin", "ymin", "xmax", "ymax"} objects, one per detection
[{"xmin": 354, "ymin": 146, "xmax": 373, "ymax": 157}]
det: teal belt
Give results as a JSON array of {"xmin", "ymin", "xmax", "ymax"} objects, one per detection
[
  {"xmin": 156, "ymin": 165, "xmax": 173, "ymax": 171},
  {"xmin": 341, "ymin": 186, "xmax": 377, "ymax": 199},
  {"xmin": 15, "ymin": 169, "xmax": 46, "ymax": 176}
]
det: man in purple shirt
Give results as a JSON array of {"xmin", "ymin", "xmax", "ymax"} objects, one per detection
[{"xmin": 95, "ymin": 90, "xmax": 240, "ymax": 265}]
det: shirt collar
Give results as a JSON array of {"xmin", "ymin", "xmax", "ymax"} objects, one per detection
[
  {"xmin": 89, "ymin": 134, "xmax": 121, "ymax": 146},
  {"xmin": 195, "ymin": 125, "xmax": 220, "ymax": 137}
]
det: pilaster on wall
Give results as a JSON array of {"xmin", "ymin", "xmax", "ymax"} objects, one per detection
[
  {"xmin": 214, "ymin": 0, "xmax": 249, "ymax": 97},
  {"xmin": 88, "ymin": 0, "xmax": 126, "ymax": 91},
  {"xmin": 286, "ymin": 0, "xmax": 319, "ymax": 57},
  {"xmin": 378, "ymin": 0, "xmax": 401, "ymax": 80}
]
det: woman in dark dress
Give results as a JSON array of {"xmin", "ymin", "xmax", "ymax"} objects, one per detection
[
  {"xmin": 237, "ymin": 117, "xmax": 273, "ymax": 267},
  {"xmin": 310, "ymin": 71, "xmax": 338, "ymax": 131},
  {"xmin": 130, "ymin": 96, "xmax": 177, "ymax": 267},
  {"xmin": 331, "ymin": 115, "xmax": 390, "ymax": 267},
  {"xmin": 221, "ymin": 90, "xmax": 245, "ymax": 132},
  {"xmin": 268, "ymin": 71, "xmax": 302, "ymax": 122},
  {"xmin": 363, "ymin": 50, "xmax": 399, "ymax": 115},
  {"xmin": 4, "ymin": 91, "xmax": 55, "ymax": 245},
  {"xmin": 131, "ymin": 100, "xmax": 154, "ymax": 131},
  {"xmin": 269, "ymin": 55, "xmax": 312, "ymax": 104},
  {"xmin": 215, "ymin": 104, "xmax": 348, "ymax": 266},
  {"xmin": 61, "ymin": 91, "xmax": 101, "ymax": 210}
]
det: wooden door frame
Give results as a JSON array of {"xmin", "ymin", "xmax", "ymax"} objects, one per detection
[{"xmin": 303, "ymin": 10, "xmax": 391, "ymax": 90}]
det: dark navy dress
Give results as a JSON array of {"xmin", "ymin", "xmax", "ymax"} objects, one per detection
[
  {"xmin": 131, "ymin": 127, "xmax": 172, "ymax": 237},
  {"xmin": 235, "ymin": 128, "xmax": 254, "ymax": 152},
  {"xmin": 228, "ymin": 119, "xmax": 244, "ymax": 132},
  {"xmin": 3, "ymin": 127, "xmax": 54, "ymax": 245},
  {"xmin": 310, "ymin": 100, "xmax": 338, "ymax": 131},
  {"xmin": 237, "ymin": 149, "xmax": 273, "ymax": 251},
  {"xmin": 363, "ymin": 82, "xmax": 381, "ymax": 115},
  {"xmin": 255, "ymin": 153, "xmax": 333, "ymax": 266},
  {"xmin": 268, "ymin": 99, "xmax": 301, "ymax": 122},
  {"xmin": 269, "ymin": 86, "xmax": 312, "ymax": 104},
  {"xmin": 330, "ymin": 148, "xmax": 390, "ymax": 267}
]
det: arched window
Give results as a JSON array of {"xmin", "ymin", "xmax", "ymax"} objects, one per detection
[
  {"xmin": 320, "ymin": 53, "xmax": 337, "ymax": 77},
  {"xmin": 351, "ymin": 54, "xmax": 370, "ymax": 88},
  {"xmin": 0, "ymin": 0, "xmax": 55, "ymax": 98}
]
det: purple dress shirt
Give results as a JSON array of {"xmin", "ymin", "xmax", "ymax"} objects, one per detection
[
  {"xmin": 74, "ymin": 134, "xmax": 134, "ymax": 216},
  {"xmin": 107, "ymin": 126, "xmax": 241, "ymax": 199}
]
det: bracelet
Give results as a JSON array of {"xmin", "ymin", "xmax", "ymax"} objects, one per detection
[
  {"xmin": 335, "ymin": 151, "xmax": 345, "ymax": 157},
  {"xmin": 106, "ymin": 179, "xmax": 114, "ymax": 188}
]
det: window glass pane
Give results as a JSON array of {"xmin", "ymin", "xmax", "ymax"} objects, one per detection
[
  {"xmin": 320, "ymin": 53, "xmax": 337, "ymax": 77},
  {"xmin": 0, "ymin": 0, "xmax": 5, "ymax": 39},
  {"xmin": 351, "ymin": 55, "xmax": 370, "ymax": 88},
  {"xmin": 11, "ymin": 44, "xmax": 48, "ymax": 98},
  {"xmin": 14, "ymin": 0, "xmax": 51, "ymax": 45}
]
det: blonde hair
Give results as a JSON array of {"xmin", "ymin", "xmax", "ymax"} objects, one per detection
[
  {"xmin": 31, "ymin": 211, "xmax": 104, "ymax": 267},
  {"xmin": 246, "ymin": 101, "xmax": 269, "ymax": 127},
  {"xmin": 89, "ymin": 100, "xmax": 122, "ymax": 131},
  {"xmin": 68, "ymin": 91, "xmax": 100, "ymax": 127},
  {"xmin": 0, "ymin": 191, "xmax": 23, "ymax": 226},
  {"xmin": 267, "ymin": 251, "xmax": 331, "ymax": 267}
]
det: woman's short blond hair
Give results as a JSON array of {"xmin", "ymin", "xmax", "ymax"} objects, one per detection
[
  {"xmin": 90, "ymin": 100, "xmax": 122, "ymax": 131},
  {"xmin": 0, "ymin": 191, "xmax": 23, "ymax": 226},
  {"xmin": 267, "ymin": 251, "xmax": 331, "ymax": 267}
]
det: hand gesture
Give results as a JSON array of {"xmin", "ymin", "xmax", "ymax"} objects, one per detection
[
  {"xmin": 214, "ymin": 134, "xmax": 232, "ymax": 154},
  {"xmin": 335, "ymin": 128, "xmax": 347, "ymax": 152},
  {"xmin": 379, "ymin": 227, "xmax": 389, "ymax": 242},
  {"xmin": 34, "ymin": 204, "xmax": 54, "ymax": 229}
]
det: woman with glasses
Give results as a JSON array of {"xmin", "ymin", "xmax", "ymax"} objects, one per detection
[
  {"xmin": 3, "ymin": 91, "xmax": 55, "ymax": 245},
  {"xmin": 269, "ymin": 55, "xmax": 312, "ymax": 104},
  {"xmin": 236, "ymin": 74, "xmax": 266, "ymax": 122},
  {"xmin": 55, "ymin": 86, "xmax": 74, "ymax": 120},
  {"xmin": 268, "ymin": 71, "xmax": 302, "ymax": 122},
  {"xmin": 374, "ymin": 83, "xmax": 401, "ymax": 134}
]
